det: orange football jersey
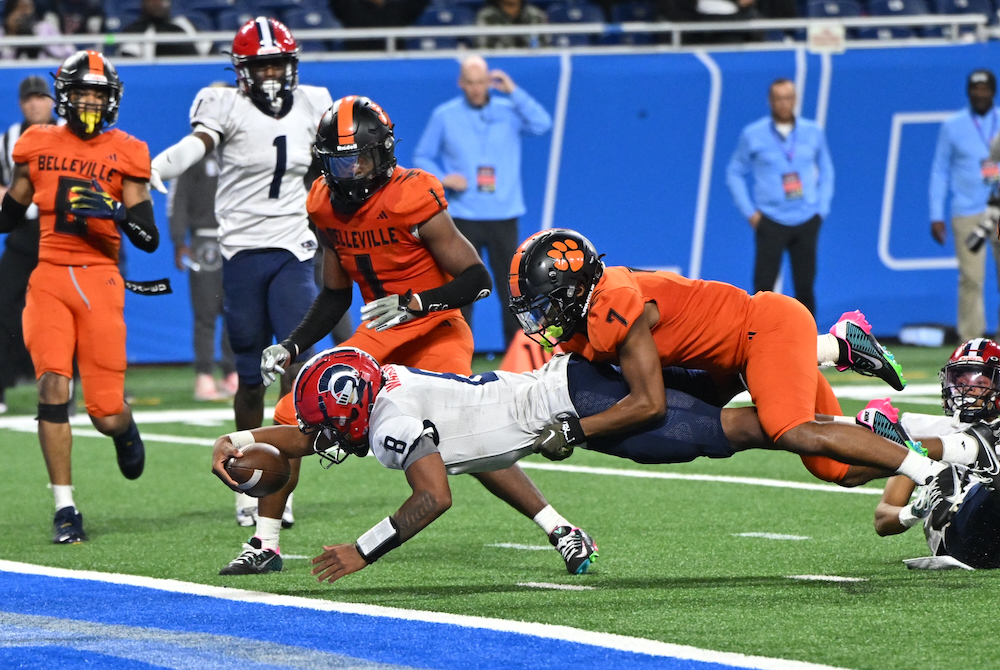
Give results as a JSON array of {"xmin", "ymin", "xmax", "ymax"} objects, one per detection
[
  {"xmin": 307, "ymin": 167, "xmax": 451, "ymax": 303},
  {"xmin": 561, "ymin": 266, "xmax": 754, "ymax": 373},
  {"xmin": 13, "ymin": 124, "xmax": 151, "ymax": 266}
]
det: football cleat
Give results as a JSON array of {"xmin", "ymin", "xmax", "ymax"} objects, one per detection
[
  {"xmin": 929, "ymin": 464, "xmax": 967, "ymax": 531},
  {"xmin": 219, "ymin": 536, "xmax": 283, "ymax": 575},
  {"xmin": 831, "ymin": 311, "xmax": 906, "ymax": 391},
  {"xmin": 549, "ymin": 526, "xmax": 598, "ymax": 575},
  {"xmin": 112, "ymin": 422, "xmax": 145, "ymax": 480},
  {"xmin": 53, "ymin": 506, "xmax": 87, "ymax": 544},
  {"xmin": 856, "ymin": 398, "xmax": 926, "ymax": 456},
  {"xmin": 962, "ymin": 423, "xmax": 1000, "ymax": 477}
]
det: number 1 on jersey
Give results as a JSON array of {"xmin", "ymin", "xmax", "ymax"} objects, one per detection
[{"xmin": 269, "ymin": 136, "xmax": 286, "ymax": 199}]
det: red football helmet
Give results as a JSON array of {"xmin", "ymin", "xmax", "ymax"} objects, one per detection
[
  {"xmin": 940, "ymin": 338, "xmax": 1000, "ymax": 422},
  {"xmin": 293, "ymin": 347, "xmax": 383, "ymax": 466},
  {"xmin": 231, "ymin": 16, "xmax": 299, "ymax": 115}
]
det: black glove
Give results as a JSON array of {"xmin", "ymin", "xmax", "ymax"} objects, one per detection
[{"xmin": 532, "ymin": 413, "xmax": 586, "ymax": 461}]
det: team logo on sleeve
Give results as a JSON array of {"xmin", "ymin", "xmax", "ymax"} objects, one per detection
[{"xmin": 547, "ymin": 239, "xmax": 585, "ymax": 272}]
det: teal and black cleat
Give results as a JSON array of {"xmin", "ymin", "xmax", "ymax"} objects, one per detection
[
  {"xmin": 550, "ymin": 526, "xmax": 598, "ymax": 575},
  {"xmin": 219, "ymin": 536, "xmax": 283, "ymax": 575},
  {"xmin": 856, "ymin": 398, "xmax": 925, "ymax": 456},
  {"xmin": 831, "ymin": 310, "xmax": 907, "ymax": 391}
]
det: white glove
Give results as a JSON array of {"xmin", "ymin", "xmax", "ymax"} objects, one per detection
[
  {"xmin": 148, "ymin": 167, "xmax": 167, "ymax": 194},
  {"xmin": 260, "ymin": 343, "xmax": 293, "ymax": 387},
  {"xmin": 361, "ymin": 293, "xmax": 423, "ymax": 332}
]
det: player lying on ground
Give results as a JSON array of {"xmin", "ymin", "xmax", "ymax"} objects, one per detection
[
  {"xmin": 507, "ymin": 228, "xmax": 947, "ymax": 489},
  {"xmin": 213, "ymin": 347, "xmax": 953, "ymax": 584},
  {"xmin": 858, "ymin": 339, "xmax": 1000, "ymax": 569}
]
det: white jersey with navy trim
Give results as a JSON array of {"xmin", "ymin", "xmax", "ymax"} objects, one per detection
[
  {"xmin": 900, "ymin": 412, "xmax": 969, "ymax": 439},
  {"xmin": 189, "ymin": 84, "xmax": 333, "ymax": 260},
  {"xmin": 368, "ymin": 355, "xmax": 575, "ymax": 475}
]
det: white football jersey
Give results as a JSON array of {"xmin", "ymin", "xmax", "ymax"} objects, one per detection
[
  {"xmin": 901, "ymin": 412, "xmax": 969, "ymax": 439},
  {"xmin": 369, "ymin": 355, "xmax": 575, "ymax": 475},
  {"xmin": 189, "ymin": 84, "xmax": 333, "ymax": 260}
]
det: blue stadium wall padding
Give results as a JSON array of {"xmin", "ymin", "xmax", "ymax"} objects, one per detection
[{"xmin": 0, "ymin": 44, "xmax": 994, "ymax": 361}]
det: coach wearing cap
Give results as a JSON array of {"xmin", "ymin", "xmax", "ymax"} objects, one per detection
[
  {"xmin": 930, "ymin": 69, "xmax": 1000, "ymax": 341},
  {"xmin": 0, "ymin": 75, "xmax": 59, "ymax": 412}
]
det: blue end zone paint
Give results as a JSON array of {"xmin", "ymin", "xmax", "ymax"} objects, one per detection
[{"xmin": 0, "ymin": 571, "xmax": 751, "ymax": 670}]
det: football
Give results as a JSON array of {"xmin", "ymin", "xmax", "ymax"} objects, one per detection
[{"xmin": 225, "ymin": 443, "xmax": 291, "ymax": 498}]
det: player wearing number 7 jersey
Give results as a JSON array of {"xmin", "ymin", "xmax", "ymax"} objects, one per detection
[
  {"xmin": 0, "ymin": 50, "xmax": 159, "ymax": 544},
  {"xmin": 149, "ymin": 16, "xmax": 334, "ymax": 524}
]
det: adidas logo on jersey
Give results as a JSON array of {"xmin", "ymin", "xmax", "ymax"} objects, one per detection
[
  {"xmin": 106, "ymin": 153, "xmax": 117, "ymax": 161},
  {"xmin": 377, "ymin": 211, "xmax": 389, "ymax": 220}
]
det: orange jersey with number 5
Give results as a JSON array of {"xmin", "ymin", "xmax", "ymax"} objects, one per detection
[
  {"xmin": 12, "ymin": 124, "xmax": 151, "ymax": 266},
  {"xmin": 307, "ymin": 167, "xmax": 451, "ymax": 303},
  {"xmin": 561, "ymin": 266, "xmax": 754, "ymax": 374}
]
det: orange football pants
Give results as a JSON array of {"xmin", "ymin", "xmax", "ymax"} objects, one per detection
[
  {"xmin": 743, "ymin": 291, "xmax": 849, "ymax": 483},
  {"xmin": 273, "ymin": 309, "xmax": 474, "ymax": 426},
  {"xmin": 23, "ymin": 261, "xmax": 127, "ymax": 418}
]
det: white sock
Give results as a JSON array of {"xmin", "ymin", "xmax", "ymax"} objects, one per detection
[
  {"xmin": 532, "ymin": 504, "xmax": 570, "ymax": 535},
  {"xmin": 939, "ymin": 433, "xmax": 978, "ymax": 466},
  {"xmin": 285, "ymin": 491, "xmax": 294, "ymax": 511},
  {"xmin": 830, "ymin": 415, "xmax": 856, "ymax": 425},
  {"xmin": 896, "ymin": 451, "xmax": 947, "ymax": 486},
  {"xmin": 51, "ymin": 484, "xmax": 75, "ymax": 511},
  {"xmin": 817, "ymin": 333, "xmax": 841, "ymax": 366},
  {"xmin": 235, "ymin": 491, "xmax": 256, "ymax": 512},
  {"xmin": 255, "ymin": 516, "xmax": 282, "ymax": 552}
]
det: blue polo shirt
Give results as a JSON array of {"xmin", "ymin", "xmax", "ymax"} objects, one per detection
[
  {"xmin": 929, "ymin": 106, "xmax": 1000, "ymax": 221},
  {"xmin": 725, "ymin": 116, "xmax": 835, "ymax": 226},
  {"xmin": 413, "ymin": 88, "xmax": 552, "ymax": 221}
]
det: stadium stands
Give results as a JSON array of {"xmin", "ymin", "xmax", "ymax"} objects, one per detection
[
  {"xmin": 405, "ymin": 5, "xmax": 475, "ymax": 50},
  {"xmin": 547, "ymin": 0, "xmax": 604, "ymax": 46}
]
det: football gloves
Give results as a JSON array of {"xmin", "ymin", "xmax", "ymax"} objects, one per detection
[
  {"xmin": 148, "ymin": 167, "xmax": 168, "ymax": 194},
  {"xmin": 260, "ymin": 342, "xmax": 295, "ymax": 387},
  {"xmin": 532, "ymin": 413, "xmax": 586, "ymax": 461},
  {"xmin": 68, "ymin": 180, "xmax": 126, "ymax": 222},
  {"xmin": 361, "ymin": 291, "xmax": 425, "ymax": 332}
]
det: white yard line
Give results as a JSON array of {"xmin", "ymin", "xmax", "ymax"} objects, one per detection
[
  {"xmin": 516, "ymin": 582, "xmax": 596, "ymax": 591},
  {"xmin": 785, "ymin": 575, "xmax": 868, "ymax": 582},
  {"xmin": 733, "ymin": 533, "xmax": 811, "ymax": 541}
]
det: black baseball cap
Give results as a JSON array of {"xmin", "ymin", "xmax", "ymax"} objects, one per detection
[
  {"xmin": 968, "ymin": 69, "xmax": 997, "ymax": 92},
  {"xmin": 19, "ymin": 75, "xmax": 52, "ymax": 101}
]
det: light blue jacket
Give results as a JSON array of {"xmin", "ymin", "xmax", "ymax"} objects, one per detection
[
  {"xmin": 726, "ymin": 116, "xmax": 835, "ymax": 226},
  {"xmin": 929, "ymin": 106, "xmax": 1000, "ymax": 221},
  {"xmin": 413, "ymin": 88, "xmax": 552, "ymax": 221}
]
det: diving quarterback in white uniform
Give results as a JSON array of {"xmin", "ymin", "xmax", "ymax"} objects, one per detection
[{"xmin": 149, "ymin": 16, "xmax": 333, "ymax": 528}]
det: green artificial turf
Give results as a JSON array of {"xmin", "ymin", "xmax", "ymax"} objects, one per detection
[{"xmin": 3, "ymin": 345, "xmax": 996, "ymax": 670}]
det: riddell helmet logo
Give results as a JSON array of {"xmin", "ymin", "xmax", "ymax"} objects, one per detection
[{"xmin": 547, "ymin": 239, "xmax": 585, "ymax": 272}]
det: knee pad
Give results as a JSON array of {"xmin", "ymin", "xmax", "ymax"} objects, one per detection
[{"xmin": 37, "ymin": 402, "xmax": 71, "ymax": 424}]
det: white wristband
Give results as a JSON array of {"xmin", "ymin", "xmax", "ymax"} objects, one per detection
[
  {"xmin": 356, "ymin": 516, "xmax": 400, "ymax": 563},
  {"xmin": 227, "ymin": 430, "xmax": 255, "ymax": 449},
  {"xmin": 898, "ymin": 504, "xmax": 921, "ymax": 528}
]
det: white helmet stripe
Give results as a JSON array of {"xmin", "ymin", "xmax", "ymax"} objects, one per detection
[{"xmin": 255, "ymin": 16, "xmax": 274, "ymax": 48}]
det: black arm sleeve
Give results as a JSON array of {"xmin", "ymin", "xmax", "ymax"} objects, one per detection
[
  {"xmin": 284, "ymin": 286, "xmax": 353, "ymax": 359},
  {"xmin": 119, "ymin": 199, "xmax": 159, "ymax": 253},
  {"xmin": 0, "ymin": 192, "xmax": 28, "ymax": 233},
  {"xmin": 416, "ymin": 263, "xmax": 492, "ymax": 313}
]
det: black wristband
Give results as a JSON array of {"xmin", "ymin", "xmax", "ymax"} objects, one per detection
[
  {"xmin": 558, "ymin": 413, "xmax": 586, "ymax": 446},
  {"xmin": 286, "ymin": 286, "xmax": 353, "ymax": 355},
  {"xmin": 417, "ymin": 264, "xmax": 492, "ymax": 313},
  {"xmin": 121, "ymin": 199, "xmax": 159, "ymax": 252},
  {"xmin": 0, "ymin": 192, "xmax": 29, "ymax": 233}
]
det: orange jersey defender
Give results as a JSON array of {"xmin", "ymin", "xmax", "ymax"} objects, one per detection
[{"xmin": 13, "ymin": 124, "xmax": 151, "ymax": 267}]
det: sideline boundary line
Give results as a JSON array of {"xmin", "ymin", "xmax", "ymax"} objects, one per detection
[{"xmin": 0, "ymin": 560, "xmax": 850, "ymax": 670}]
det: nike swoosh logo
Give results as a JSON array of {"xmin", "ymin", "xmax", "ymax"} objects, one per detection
[{"xmin": 854, "ymin": 352, "xmax": 885, "ymax": 371}]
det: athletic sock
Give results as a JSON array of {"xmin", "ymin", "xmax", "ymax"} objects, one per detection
[
  {"xmin": 896, "ymin": 451, "xmax": 947, "ymax": 486},
  {"xmin": 939, "ymin": 433, "xmax": 978, "ymax": 466},
  {"xmin": 533, "ymin": 504, "xmax": 570, "ymax": 535},
  {"xmin": 817, "ymin": 333, "xmax": 841, "ymax": 366},
  {"xmin": 254, "ymin": 517, "xmax": 282, "ymax": 552},
  {"xmin": 51, "ymin": 484, "xmax": 75, "ymax": 511}
]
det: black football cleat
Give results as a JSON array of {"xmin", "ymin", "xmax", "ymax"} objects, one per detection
[
  {"xmin": 219, "ymin": 536, "xmax": 283, "ymax": 575},
  {"xmin": 549, "ymin": 526, "xmax": 598, "ymax": 575},
  {"xmin": 113, "ymin": 419, "xmax": 145, "ymax": 480},
  {"xmin": 53, "ymin": 506, "xmax": 87, "ymax": 544}
]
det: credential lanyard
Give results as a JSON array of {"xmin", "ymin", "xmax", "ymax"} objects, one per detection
[
  {"xmin": 771, "ymin": 122, "xmax": 796, "ymax": 165},
  {"xmin": 971, "ymin": 109, "xmax": 998, "ymax": 150}
]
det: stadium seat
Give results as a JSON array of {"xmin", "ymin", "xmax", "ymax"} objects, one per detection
[
  {"xmin": 184, "ymin": 0, "xmax": 238, "ymax": 13},
  {"xmin": 547, "ymin": 1, "xmax": 604, "ymax": 46},
  {"xmin": 805, "ymin": 0, "xmax": 862, "ymax": 17},
  {"xmin": 404, "ymin": 6, "xmax": 475, "ymax": 50},
  {"xmin": 856, "ymin": 0, "xmax": 930, "ymax": 38},
  {"xmin": 604, "ymin": 1, "xmax": 655, "ymax": 44},
  {"xmin": 283, "ymin": 7, "xmax": 344, "ymax": 50},
  {"xmin": 932, "ymin": 0, "xmax": 996, "ymax": 28},
  {"xmin": 215, "ymin": 8, "xmax": 258, "ymax": 32},
  {"xmin": 178, "ymin": 9, "xmax": 216, "ymax": 32},
  {"xmin": 104, "ymin": 9, "xmax": 140, "ymax": 32}
]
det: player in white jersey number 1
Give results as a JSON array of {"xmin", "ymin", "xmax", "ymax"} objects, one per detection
[{"xmin": 150, "ymin": 17, "xmax": 333, "ymax": 528}]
